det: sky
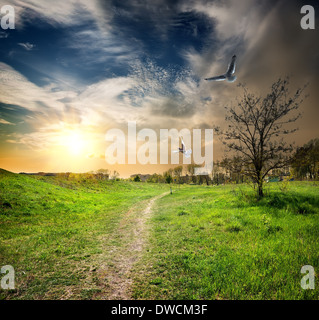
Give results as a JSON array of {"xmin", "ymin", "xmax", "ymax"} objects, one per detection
[{"xmin": 0, "ymin": 0, "xmax": 318, "ymax": 177}]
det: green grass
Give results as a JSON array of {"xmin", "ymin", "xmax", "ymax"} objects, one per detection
[
  {"xmin": 0, "ymin": 169, "xmax": 167, "ymax": 299},
  {"xmin": 1, "ymin": 169, "xmax": 318, "ymax": 300},
  {"xmin": 131, "ymin": 182, "xmax": 319, "ymax": 300}
]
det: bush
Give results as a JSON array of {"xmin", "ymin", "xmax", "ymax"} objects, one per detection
[{"xmin": 296, "ymin": 202, "xmax": 315, "ymax": 215}]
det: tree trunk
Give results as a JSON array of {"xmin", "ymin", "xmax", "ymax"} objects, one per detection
[
  {"xmin": 256, "ymin": 167, "xmax": 264, "ymax": 199},
  {"xmin": 257, "ymin": 179, "xmax": 264, "ymax": 199}
]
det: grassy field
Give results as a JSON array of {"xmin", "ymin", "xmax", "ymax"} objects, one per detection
[
  {"xmin": 132, "ymin": 182, "xmax": 319, "ymax": 300},
  {"xmin": 1, "ymin": 169, "xmax": 318, "ymax": 300},
  {"xmin": 0, "ymin": 169, "xmax": 167, "ymax": 299}
]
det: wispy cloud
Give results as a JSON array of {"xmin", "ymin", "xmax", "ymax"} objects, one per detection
[
  {"xmin": 66, "ymin": 28, "xmax": 140, "ymax": 67},
  {"xmin": 0, "ymin": 31, "xmax": 9, "ymax": 39},
  {"xmin": 17, "ymin": 42, "xmax": 35, "ymax": 51},
  {"xmin": 0, "ymin": 118, "xmax": 15, "ymax": 125},
  {"xmin": 1, "ymin": 0, "xmax": 107, "ymax": 29},
  {"xmin": 0, "ymin": 63, "xmax": 66, "ymax": 113}
]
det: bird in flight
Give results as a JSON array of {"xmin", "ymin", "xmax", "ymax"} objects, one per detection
[
  {"xmin": 173, "ymin": 138, "xmax": 192, "ymax": 158},
  {"xmin": 205, "ymin": 55, "xmax": 237, "ymax": 83}
]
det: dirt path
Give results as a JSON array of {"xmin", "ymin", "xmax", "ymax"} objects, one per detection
[{"xmin": 96, "ymin": 192, "xmax": 167, "ymax": 300}]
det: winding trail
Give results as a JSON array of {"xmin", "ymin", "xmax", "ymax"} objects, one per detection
[{"xmin": 96, "ymin": 192, "xmax": 168, "ymax": 300}]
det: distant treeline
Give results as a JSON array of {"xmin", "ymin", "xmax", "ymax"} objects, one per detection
[
  {"xmin": 19, "ymin": 139, "xmax": 318, "ymax": 185},
  {"xmin": 20, "ymin": 169, "xmax": 119, "ymax": 181},
  {"xmin": 131, "ymin": 166, "xmax": 210, "ymax": 185},
  {"xmin": 214, "ymin": 138, "xmax": 319, "ymax": 184},
  {"xmin": 142, "ymin": 138, "xmax": 319, "ymax": 185}
]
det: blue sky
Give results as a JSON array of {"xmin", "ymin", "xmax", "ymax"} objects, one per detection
[{"xmin": 0, "ymin": 0, "xmax": 318, "ymax": 175}]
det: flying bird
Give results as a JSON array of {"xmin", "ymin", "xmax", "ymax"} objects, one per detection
[
  {"xmin": 173, "ymin": 138, "xmax": 192, "ymax": 158},
  {"xmin": 205, "ymin": 55, "xmax": 237, "ymax": 83}
]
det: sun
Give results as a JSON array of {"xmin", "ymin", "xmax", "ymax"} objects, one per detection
[{"xmin": 64, "ymin": 132, "xmax": 85, "ymax": 155}]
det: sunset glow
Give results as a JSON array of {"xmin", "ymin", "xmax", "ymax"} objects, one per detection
[
  {"xmin": 0, "ymin": 0, "xmax": 318, "ymax": 177},
  {"xmin": 62, "ymin": 132, "xmax": 86, "ymax": 156}
]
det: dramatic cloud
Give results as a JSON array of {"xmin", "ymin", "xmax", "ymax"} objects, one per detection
[
  {"xmin": 0, "ymin": 0, "xmax": 318, "ymax": 174},
  {"xmin": 182, "ymin": 0, "xmax": 319, "ymax": 140}
]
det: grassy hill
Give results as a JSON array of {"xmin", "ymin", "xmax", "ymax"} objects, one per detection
[
  {"xmin": 1, "ymin": 170, "xmax": 318, "ymax": 299},
  {"xmin": 0, "ymin": 170, "xmax": 167, "ymax": 299}
]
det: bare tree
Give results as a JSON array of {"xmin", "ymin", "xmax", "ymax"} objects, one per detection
[{"xmin": 219, "ymin": 78, "xmax": 306, "ymax": 198}]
